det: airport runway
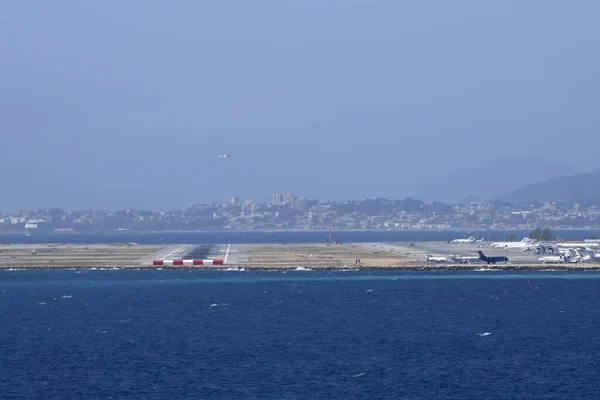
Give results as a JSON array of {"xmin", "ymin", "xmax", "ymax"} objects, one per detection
[
  {"xmin": 182, "ymin": 244, "xmax": 241, "ymax": 263},
  {"xmin": 182, "ymin": 245, "xmax": 215, "ymax": 260},
  {"xmin": 140, "ymin": 244, "xmax": 245, "ymax": 266},
  {"xmin": 218, "ymin": 244, "xmax": 250, "ymax": 265},
  {"xmin": 140, "ymin": 244, "xmax": 194, "ymax": 266},
  {"xmin": 140, "ymin": 242, "xmax": 545, "ymax": 267},
  {"xmin": 2, "ymin": 241, "xmax": 597, "ymax": 269}
]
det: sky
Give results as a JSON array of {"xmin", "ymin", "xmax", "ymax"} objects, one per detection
[{"xmin": 1, "ymin": 1, "xmax": 599, "ymax": 211}]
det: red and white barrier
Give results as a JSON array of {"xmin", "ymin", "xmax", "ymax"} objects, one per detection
[{"xmin": 153, "ymin": 259, "xmax": 224, "ymax": 266}]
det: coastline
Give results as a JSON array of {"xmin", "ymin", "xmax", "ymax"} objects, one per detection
[
  {"xmin": 2, "ymin": 264, "xmax": 600, "ymax": 271},
  {"xmin": 2, "ymin": 241, "xmax": 599, "ymax": 272},
  {"xmin": 4, "ymin": 227, "xmax": 600, "ymax": 234}
]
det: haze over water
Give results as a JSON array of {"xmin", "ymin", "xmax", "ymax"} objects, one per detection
[
  {"xmin": 3, "ymin": 2, "xmax": 600, "ymax": 398},
  {"xmin": 2, "ymin": 1, "xmax": 600, "ymax": 210},
  {"xmin": 2, "ymin": 229, "xmax": 600, "ymax": 245},
  {"xmin": 2, "ymin": 270, "xmax": 599, "ymax": 399}
]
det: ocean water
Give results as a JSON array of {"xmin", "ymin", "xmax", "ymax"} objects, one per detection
[
  {"xmin": 4, "ymin": 228, "xmax": 600, "ymax": 245},
  {"xmin": 1, "ymin": 270, "xmax": 599, "ymax": 399}
]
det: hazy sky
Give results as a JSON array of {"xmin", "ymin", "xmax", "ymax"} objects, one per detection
[{"xmin": 1, "ymin": 1, "xmax": 599, "ymax": 211}]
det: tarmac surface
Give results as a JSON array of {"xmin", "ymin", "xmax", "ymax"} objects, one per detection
[
  {"xmin": 1, "ymin": 241, "xmax": 598, "ymax": 270},
  {"xmin": 0, "ymin": 243, "xmax": 165, "ymax": 268},
  {"xmin": 390, "ymin": 241, "xmax": 541, "ymax": 264}
]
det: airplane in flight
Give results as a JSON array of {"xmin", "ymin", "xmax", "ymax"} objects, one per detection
[
  {"xmin": 478, "ymin": 251, "xmax": 508, "ymax": 265},
  {"xmin": 218, "ymin": 154, "xmax": 231, "ymax": 159}
]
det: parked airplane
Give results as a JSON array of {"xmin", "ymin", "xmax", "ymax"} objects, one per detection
[
  {"xmin": 555, "ymin": 235, "xmax": 599, "ymax": 249},
  {"xmin": 424, "ymin": 254, "xmax": 451, "ymax": 262},
  {"xmin": 581, "ymin": 253, "xmax": 600, "ymax": 262},
  {"xmin": 538, "ymin": 255, "xmax": 565, "ymax": 263},
  {"xmin": 478, "ymin": 251, "xmax": 508, "ymax": 264},
  {"xmin": 218, "ymin": 154, "xmax": 231, "ymax": 159},
  {"xmin": 553, "ymin": 242, "xmax": 599, "ymax": 251},
  {"xmin": 451, "ymin": 236, "xmax": 476, "ymax": 244},
  {"xmin": 490, "ymin": 237, "xmax": 538, "ymax": 250},
  {"xmin": 449, "ymin": 254, "xmax": 481, "ymax": 264}
]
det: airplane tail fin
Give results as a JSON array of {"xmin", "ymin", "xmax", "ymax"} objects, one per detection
[{"xmin": 478, "ymin": 251, "xmax": 486, "ymax": 259}]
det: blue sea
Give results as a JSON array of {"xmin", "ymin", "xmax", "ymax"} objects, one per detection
[
  {"xmin": 3, "ymin": 228, "xmax": 600, "ymax": 245},
  {"xmin": 1, "ymin": 270, "xmax": 599, "ymax": 399}
]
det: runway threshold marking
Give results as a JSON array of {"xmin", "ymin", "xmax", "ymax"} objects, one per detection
[
  {"xmin": 224, "ymin": 244, "xmax": 231, "ymax": 264},
  {"xmin": 160, "ymin": 244, "xmax": 188, "ymax": 260}
]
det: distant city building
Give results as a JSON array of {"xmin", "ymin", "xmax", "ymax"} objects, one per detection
[
  {"xmin": 294, "ymin": 197, "xmax": 309, "ymax": 210},
  {"xmin": 10, "ymin": 217, "xmax": 25, "ymax": 224},
  {"xmin": 270, "ymin": 193, "xmax": 297, "ymax": 206},
  {"xmin": 270, "ymin": 194, "xmax": 282, "ymax": 206},
  {"xmin": 2, "ymin": 193, "xmax": 600, "ymax": 232},
  {"xmin": 283, "ymin": 193, "xmax": 294, "ymax": 205}
]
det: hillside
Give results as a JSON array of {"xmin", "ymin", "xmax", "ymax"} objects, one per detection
[
  {"xmin": 497, "ymin": 169, "xmax": 600, "ymax": 203},
  {"xmin": 414, "ymin": 156, "xmax": 578, "ymax": 204}
]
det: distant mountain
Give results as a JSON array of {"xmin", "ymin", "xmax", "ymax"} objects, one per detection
[
  {"xmin": 574, "ymin": 156, "xmax": 600, "ymax": 173},
  {"xmin": 415, "ymin": 156, "xmax": 579, "ymax": 204},
  {"xmin": 497, "ymin": 169, "xmax": 600, "ymax": 203}
]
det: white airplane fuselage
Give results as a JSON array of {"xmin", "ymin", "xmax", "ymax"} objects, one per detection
[
  {"xmin": 450, "ymin": 255, "xmax": 481, "ymax": 263},
  {"xmin": 490, "ymin": 238, "xmax": 537, "ymax": 249},
  {"xmin": 452, "ymin": 237, "xmax": 475, "ymax": 244},
  {"xmin": 538, "ymin": 256, "xmax": 564, "ymax": 263},
  {"xmin": 555, "ymin": 242, "xmax": 599, "ymax": 249},
  {"xmin": 425, "ymin": 255, "xmax": 450, "ymax": 262}
]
